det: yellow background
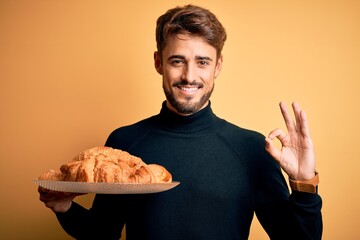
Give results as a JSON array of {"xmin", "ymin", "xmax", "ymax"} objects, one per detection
[{"xmin": 1, "ymin": 0, "xmax": 359, "ymax": 239}]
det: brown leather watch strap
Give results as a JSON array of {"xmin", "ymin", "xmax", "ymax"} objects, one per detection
[{"xmin": 289, "ymin": 172, "xmax": 319, "ymax": 194}]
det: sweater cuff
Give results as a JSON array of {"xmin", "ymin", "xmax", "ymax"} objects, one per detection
[
  {"xmin": 55, "ymin": 201, "xmax": 84, "ymax": 221},
  {"xmin": 290, "ymin": 189, "xmax": 322, "ymax": 210}
]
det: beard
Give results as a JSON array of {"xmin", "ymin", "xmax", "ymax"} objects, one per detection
[{"xmin": 163, "ymin": 80, "xmax": 214, "ymax": 115}]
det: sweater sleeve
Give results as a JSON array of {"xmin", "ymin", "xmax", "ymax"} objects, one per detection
[
  {"xmin": 253, "ymin": 137, "xmax": 323, "ymax": 240},
  {"xmin": 288, "ymin": 190, "xmax": 323, "ymax": 239},
  {"xmin": 55, "ymin": 197, "xmax": 126, "ymax": 240},
  {"xmin": 55, "ymin": 202, "xmax": 94, "ymax": 239},
  {"xmin": 217, "ymin": 121, "xmax": 323, "ymax": 239}
]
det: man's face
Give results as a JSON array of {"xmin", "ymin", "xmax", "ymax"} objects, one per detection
[{"xmin": 154, "ymin": 33, "xmax": 223, "ymax": 115}]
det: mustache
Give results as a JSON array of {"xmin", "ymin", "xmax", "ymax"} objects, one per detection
[{"xmin": 173, "ymin": 80, "xmax": 204, "ymax": 88}]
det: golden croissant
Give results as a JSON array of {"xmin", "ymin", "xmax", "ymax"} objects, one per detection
[{"xmin": 39, "ymin": 146, "xmax": 172, "ymax": 183}]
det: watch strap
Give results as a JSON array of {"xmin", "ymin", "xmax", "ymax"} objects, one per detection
[{"xmin": 289, "ymin": 172, "xmax": 319, "ymax": 194}]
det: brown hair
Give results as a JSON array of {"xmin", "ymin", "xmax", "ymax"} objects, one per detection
[{"xmin": 156, "ymin": 4, "xmax": 227, "ymax": 59}]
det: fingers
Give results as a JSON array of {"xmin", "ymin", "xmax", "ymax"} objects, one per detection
[
  {"xmin": 300, "ymin": 110, "xmax": 311, "ymax": 137},
  {"xmin": 38, "ymin": 186, "xmax": 49, "ymax": 194},
  {"xmin": 39, "ymin": 188, "xmax": 81, "ymax": 203},
  {"xmin": 39, "ymin": 189, "xmax": 79, "ymax": 212},
  {"xmin": 265, "ymin": 128, "xmax": 289, "ymax": 163},
  {"xmin": 290, "ymin": 101, "xmax": 312, "ymax": 138},
  {"xmin": 45, "ymin": 199, "xmax": 73, "ymax": 213},
  {"xmin": 280, "ymin": 101, "xmax": 311, "ymax": 137},
  {"xmin": 265, "ymin": 137, "xmax": 281, "ymax": 162},
  {"xmin": 292, "ymin": 102, "xmax": 304, "ymax": 136},
  {"xmin": 279, "ymin": 101, "xmax": 295, "ymax": 133},
  {"xmin": 267, "ymin": 101, "xmax": 315, "ymax": 180},
  {"xmin": 267, "ymin": 128, "xmax": 290, "ymax": 147},
  {"xmin": 266, "ymin": 103, "xmax": 294, "ymax": 164}
]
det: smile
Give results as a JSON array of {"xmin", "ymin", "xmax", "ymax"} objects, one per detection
[{"xmin": 179, "ymin": 86, "xmax": 199, "ymax": 92}]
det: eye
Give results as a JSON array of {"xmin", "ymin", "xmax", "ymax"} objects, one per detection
[
  {"xmin": 170, "ymin": 59, "xmax": 184, "ymax": 66},
  {"xmin": 198, "ymin": 60, "xmax": 210, "ymax": 67}
]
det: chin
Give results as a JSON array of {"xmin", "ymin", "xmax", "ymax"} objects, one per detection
[{"xmin": 174, "ymin": 99, "xmax": 207, "ymax": 114}]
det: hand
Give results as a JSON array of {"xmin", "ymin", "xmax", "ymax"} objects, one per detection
[
  {"xmin": 38, "ymin": 187, "xmax": 84, "ymax": 212},
  {"xmin": 265, "ymin": 101, "xmax": 316, "ymax": 181}
]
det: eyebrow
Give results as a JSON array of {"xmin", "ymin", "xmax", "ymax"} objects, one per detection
[
  {"xmin": 196, "ymin": 56, "xmax": 213, "ymax": 61},
  {"xmin": 167, "ymin": 55, "xmax": 213, "ymax": 62}
]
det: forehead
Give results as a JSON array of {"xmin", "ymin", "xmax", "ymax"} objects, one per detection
[{"xmin": 162, "ymin": 33, "xmax": 217, "ymax": 58}]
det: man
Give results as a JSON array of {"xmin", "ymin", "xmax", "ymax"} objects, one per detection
[{"xmin": 39, "ymin": 4, "xmax": 322, "ymax": 239}]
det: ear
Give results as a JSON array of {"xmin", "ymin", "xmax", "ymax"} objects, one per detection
[
  {"xmin": 214, "ymin": 55, "xmax": 223, "ymax": 79},
  {"xmin": 154, "ymin": 51, "xmax": 163, "ymax": 75}
]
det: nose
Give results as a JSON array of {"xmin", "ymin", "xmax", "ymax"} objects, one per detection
[{"xmin": 181, "ymin": 64, "xmax": 196, "ymax": 83}]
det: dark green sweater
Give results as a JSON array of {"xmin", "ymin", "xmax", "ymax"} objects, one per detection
[{"xmin": 57, "ymin": 102, "xmax": 322, "ymax": 240}]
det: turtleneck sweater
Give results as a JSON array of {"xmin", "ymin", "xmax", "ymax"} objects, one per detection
[{"xmin": 56, "ymin": 102, "xmax": 322, "ymax": 240}]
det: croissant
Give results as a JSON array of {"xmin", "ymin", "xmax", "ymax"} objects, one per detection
[{"xmin": 39, "ymin": 147, "xmax": 172, "ymax": 183}]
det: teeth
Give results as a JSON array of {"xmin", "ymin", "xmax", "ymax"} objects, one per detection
[{"xmin": 180, "ymin": 87, "xmax": 197, "ymax": 91}]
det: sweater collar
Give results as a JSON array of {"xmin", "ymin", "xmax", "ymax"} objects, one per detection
[{"xmin": 157, "ymin": 101, "xmax": 216, "ymax": 133}]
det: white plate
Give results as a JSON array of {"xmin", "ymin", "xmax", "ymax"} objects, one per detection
[{"xmin": 34, "ymin": 180, "xmax": 180, "ymax": 194}]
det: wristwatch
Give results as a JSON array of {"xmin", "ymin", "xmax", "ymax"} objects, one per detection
[{"xmin": 289, "ymin": 172, "xmax": 319, "ymax": 194}]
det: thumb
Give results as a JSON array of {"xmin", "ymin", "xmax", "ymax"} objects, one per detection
[{"xmin": 265, "ymin": 137, "xmax": 281, "ymax": 163}]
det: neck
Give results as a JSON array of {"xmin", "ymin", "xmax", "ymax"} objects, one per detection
[{"xmin": 157, "ymin": 101, "xmax": 215, "ymax": 133}]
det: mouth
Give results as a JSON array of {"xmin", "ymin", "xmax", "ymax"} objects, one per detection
[
  {"xmin": 178, "ymin": 86, "xmax": 199, "ymax": 93},
  {"xmin": 174, "ymin": 82, "xmax": 203, "ymax": 96}
]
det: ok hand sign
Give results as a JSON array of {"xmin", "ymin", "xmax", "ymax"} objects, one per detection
[{"xmin": 265, "ymin": 102, "xmax": 316, "ymax": 181}]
